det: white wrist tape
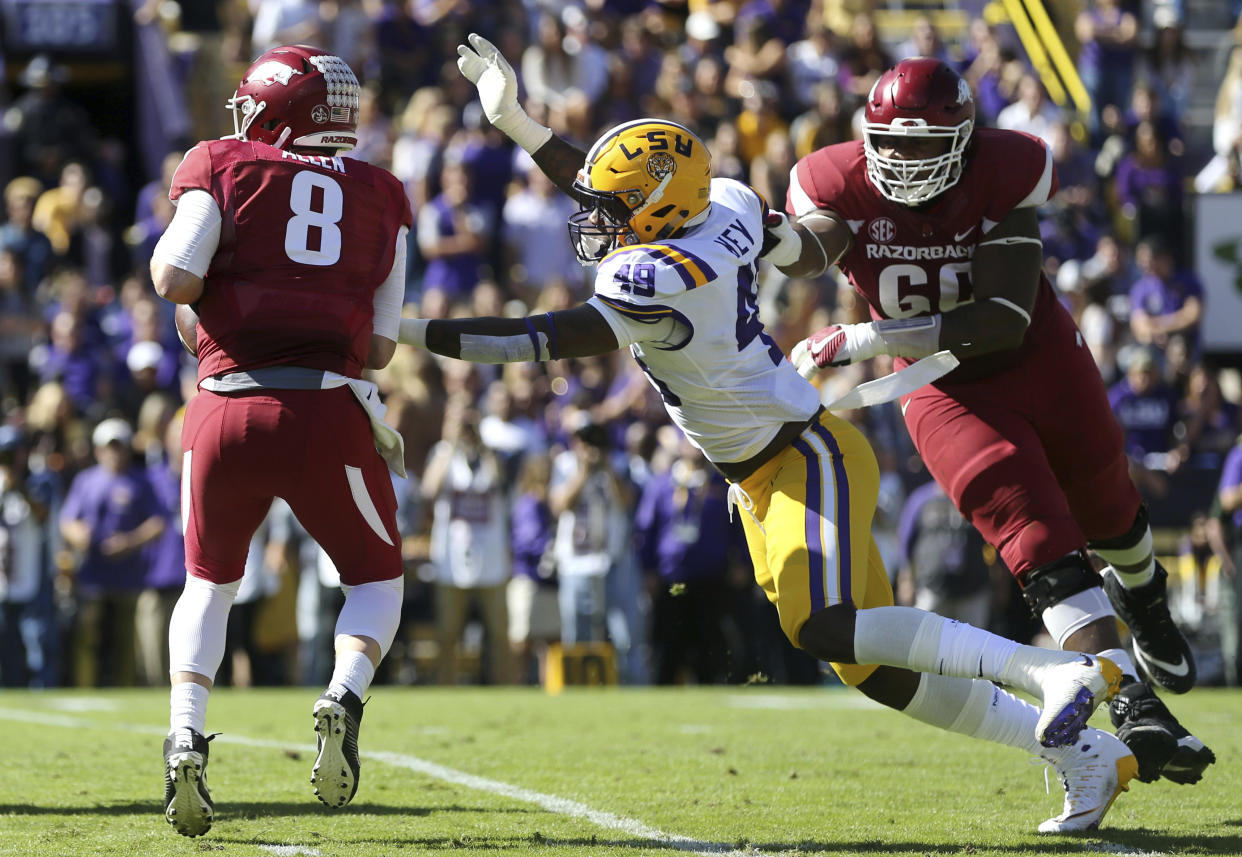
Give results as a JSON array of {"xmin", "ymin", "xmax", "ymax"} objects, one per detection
[
  {"xmin": 872, "ymin": 316, "xmax": 943, "ymax": 359},
  {"xmin": 398, "ymin": 318, "xmax": 429, "ymax": 347},
  {"xmin": 460, "ymin": 332, "xmax": 545, "ymax": 363},
  {"xmin": 498, "ymin": 108, "xmax": 552, "ymax": 155},
  {"xmin": 761, "ymin": 215, "xmax": 802, "ymax": 267}
]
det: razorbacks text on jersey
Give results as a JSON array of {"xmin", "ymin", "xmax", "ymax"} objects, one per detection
[
  {"xmin": 170, "ymin": 138, "xmax": 412, "ymax": 381},
  {"xmin": 788, "ymin": 129, "xmax": 1060, "ymax": 380},
  {"xmin": 587, "ymin": 178, "xmax": 820, "ymax": 463}
]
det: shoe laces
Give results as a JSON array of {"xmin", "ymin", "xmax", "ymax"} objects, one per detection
[
  {"xmin": 1111, "ymin": 684, "xmax": 1171, "ymax": 722},
  {"xmin": 1033, "ymin": 748, "xmax": 1105, "ymax": 815},
  {"xmin": 1029, "ymin": 756, "xmax": 1060, "ymax": 797},
  {"xmin": 1032, "ymin": 744, "xmax": 1081, "ymax": 791}
]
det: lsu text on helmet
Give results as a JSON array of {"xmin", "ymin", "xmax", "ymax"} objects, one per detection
[
  {"xmin": 226, "ymin": 44, "xmax": 360, "ymax": 153},
  {"xmin": 568, "ymin": 119, "xmax": 711, "ymax": 264},
  {"xmin": 863, "ymin": 57, "xmax": 975, "ymax": 206}
]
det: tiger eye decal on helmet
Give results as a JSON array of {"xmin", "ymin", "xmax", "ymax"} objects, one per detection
[{"xmin": 567, "ymin": 119, "xmax": 712, "ymax": 265}]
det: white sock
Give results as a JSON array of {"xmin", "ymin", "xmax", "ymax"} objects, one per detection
[
  {"xmin": 1095, "ymin": 527, "xmax": 1155, "ymax": 588},
  {"xmin": 903, "ymin": 673, "xmax": 1042, "ymax": 753},
  {"xmin": 853, "ymin": 606, "xmax": 1078, "ymax": 698},
  {"xmin": 169, "ymin": 681, "xmax": 210, "ymax": 735},
  {"xmin": 327, "ymin": 647, "xmax": 375, "ymax": 700},
  {"xmin": 1098, "ymin": 646, "xmax": 1138, "ymax": 681}
]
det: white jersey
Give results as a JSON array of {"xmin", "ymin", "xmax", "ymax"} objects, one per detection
[{"xmin": 587, "ymin": 178, "xmax": 820, "ymax": 464}]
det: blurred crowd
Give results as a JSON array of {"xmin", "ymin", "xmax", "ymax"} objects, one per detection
[{"xmin": 2, "ymin": 0, "xmax": 1242, "ymax": 691}]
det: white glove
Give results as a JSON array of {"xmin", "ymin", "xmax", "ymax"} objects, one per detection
[
  {"xmin": 760, "ymin": 210, "xmax": 801, "ymax": 267},
  {"xmin": 790, "ymin": 322, "xmax": 882, "ymax": 378},
  {"xmin": 456, "ymin": 33, "xmax": 551, "ymax": 154}
]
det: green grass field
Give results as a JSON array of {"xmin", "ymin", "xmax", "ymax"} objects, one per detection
[{"xmin": 0, "ymin": 686, "xmax": 1237, "ymax": 857}]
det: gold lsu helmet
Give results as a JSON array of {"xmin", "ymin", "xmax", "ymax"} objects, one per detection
[{"xmin": 568, "ymin": 119, "xmax": 712, "ymax": 264}]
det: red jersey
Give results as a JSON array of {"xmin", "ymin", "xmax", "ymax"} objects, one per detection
[
  {"xmin": 788, "ymin": 128, "xmax": 1060, "ymax": 381},
  {"xmin": 170, "ymin": 139, "xmax": 413, "ymax": 381}
]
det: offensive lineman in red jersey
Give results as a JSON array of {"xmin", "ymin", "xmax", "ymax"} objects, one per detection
[
  {"xmin": 150, "ymin": 45, "xmax": 411, "ymax": 837},
  {"xmin": 762, "ymin": 57, "xmax": 1213, "ymax": 787}
]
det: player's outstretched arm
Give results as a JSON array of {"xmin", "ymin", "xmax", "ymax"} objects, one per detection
[
  {"xmin": 457, "ymin": 33, "xmax": 587, "ymax": 200},
  {"xmin": 398, "ymin": 303, "xmax": 618, "ymax": 363}
]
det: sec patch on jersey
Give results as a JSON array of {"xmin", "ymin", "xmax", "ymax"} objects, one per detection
[{"xmin": 175, "ymin": 304, "xmax": 199, "ymax": 357}]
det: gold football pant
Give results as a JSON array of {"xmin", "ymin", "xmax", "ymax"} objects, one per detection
[{"xmin": 737, "ymin": 410, "xmax": 892, "ymax": 686}]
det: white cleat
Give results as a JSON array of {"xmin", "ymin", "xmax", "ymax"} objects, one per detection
[
  {"xmin": 1035, "ymin": 654, "xmax": 1123, "ymax": 748},
  {"xmin": 311, "ymin": 690, "xmax": 363, "ymax": 808},
  {"xmin": 1038, "ymin": 727, "xmax": 1138, "ymax": 833},
  {"xmin": 163, "ymin": 729, "xmax": 214, "ymax": 838}
]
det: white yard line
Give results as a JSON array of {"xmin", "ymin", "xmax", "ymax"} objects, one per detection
[
  {"xmin": 0, "ymin": 705, "xmax": 774, "ymax": 856},
  {"xmin": 259, "ymin": 847, "xmax": 322, "ymax": 857}
]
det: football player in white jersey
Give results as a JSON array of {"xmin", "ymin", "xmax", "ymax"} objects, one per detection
[{"xmin": 396, "ymin": 34, "xmax": 1141, "ymax": 833}]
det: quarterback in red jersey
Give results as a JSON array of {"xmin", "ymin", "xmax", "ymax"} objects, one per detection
[
  {"xmin": 150, "ymin": 45, "xmax": 410, "ymax": 836},
  {"xmin": 763, "ymin": 57, "xmax": 1213, "ymax": 786}
]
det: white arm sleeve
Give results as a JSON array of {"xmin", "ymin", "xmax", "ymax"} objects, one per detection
[
  {"xmin": 372, "ymin": 227, "xmax": 407, "ymax": 340},
  {"xmin": 151, "ymin": 189, "xmax": 221, "ymax": 278}
]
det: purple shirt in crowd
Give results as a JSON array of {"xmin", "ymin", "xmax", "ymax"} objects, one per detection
[
  {"xmin": 420, "ymin": 194, "xmax": 486, "ymax": 301},
  {"xmin": 510, "ymin": 493, "xmax": 553, "ymax": 583},
  {"xmin": 1108, "ymin": 378, "xmax": 1180, "ymax": 458},
  {"xmin": 39, "ymin": 345, "xmax": 104, "ymax": 412},
  {"xmin": 144, "ymin": 460, "xmax": 186, "ymax": 590},
  {"xmin": 60, "ymin": 463, "xmax": 162, "ymax": 592},
  {"xmin": 1113, "ymin": 157, "xmax": 1182, "ymax": 216},
  {"xmin": 1129, "ymin": 270, "xmax": 1202, "ymax": 318},
  {"xmin": 635, "ymin": 470, "xmax": 737, "ymax": 584}
]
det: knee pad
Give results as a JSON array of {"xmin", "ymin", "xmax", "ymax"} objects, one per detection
[
  {"xmin": 1087, "ymin": 502, "xmax": 1148, "ymax": 551},
  {"xmin": 334, "ymin": 576, "xmax": 404, "ymax": 658},
  {"xmin": 1018, "ymin": 550, "xmax": 1099, "ymax": 617}
]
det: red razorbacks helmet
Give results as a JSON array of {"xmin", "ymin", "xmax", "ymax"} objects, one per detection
[
  {"xmin": 226, "ymin": 45, "xmax": 360, "ymax": 152},
  {"xmin": 862, "ymin": 57, "xmax": 975, "ymax": 205}
]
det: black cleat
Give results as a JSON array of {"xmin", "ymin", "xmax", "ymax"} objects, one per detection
[
  {"xmin": 311, "ymin": 689, "xmax": 364, "ymax": 808},
  {"xmin": 163, "ymin": 728, "xmax": 215, "ymax": 837},
  {"xmin": 1101, "ymin": 563, "xmax": 1196, "ymax": 694},
  {"xmin": 1110, "ymin": 680, "xmax": 1215, "ymax": 784}
]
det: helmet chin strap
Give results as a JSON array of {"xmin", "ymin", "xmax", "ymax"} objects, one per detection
[
  {"xmin": 230, "ymin": 97, "xmax": 268, "ymax": 141},
  {"xmin": 630, "ymin": 173, "xmax": 672, "ymax": 218},
  {"xmin": 682, "ymin": 206, "xmax": 711, "ymax": 229}
]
